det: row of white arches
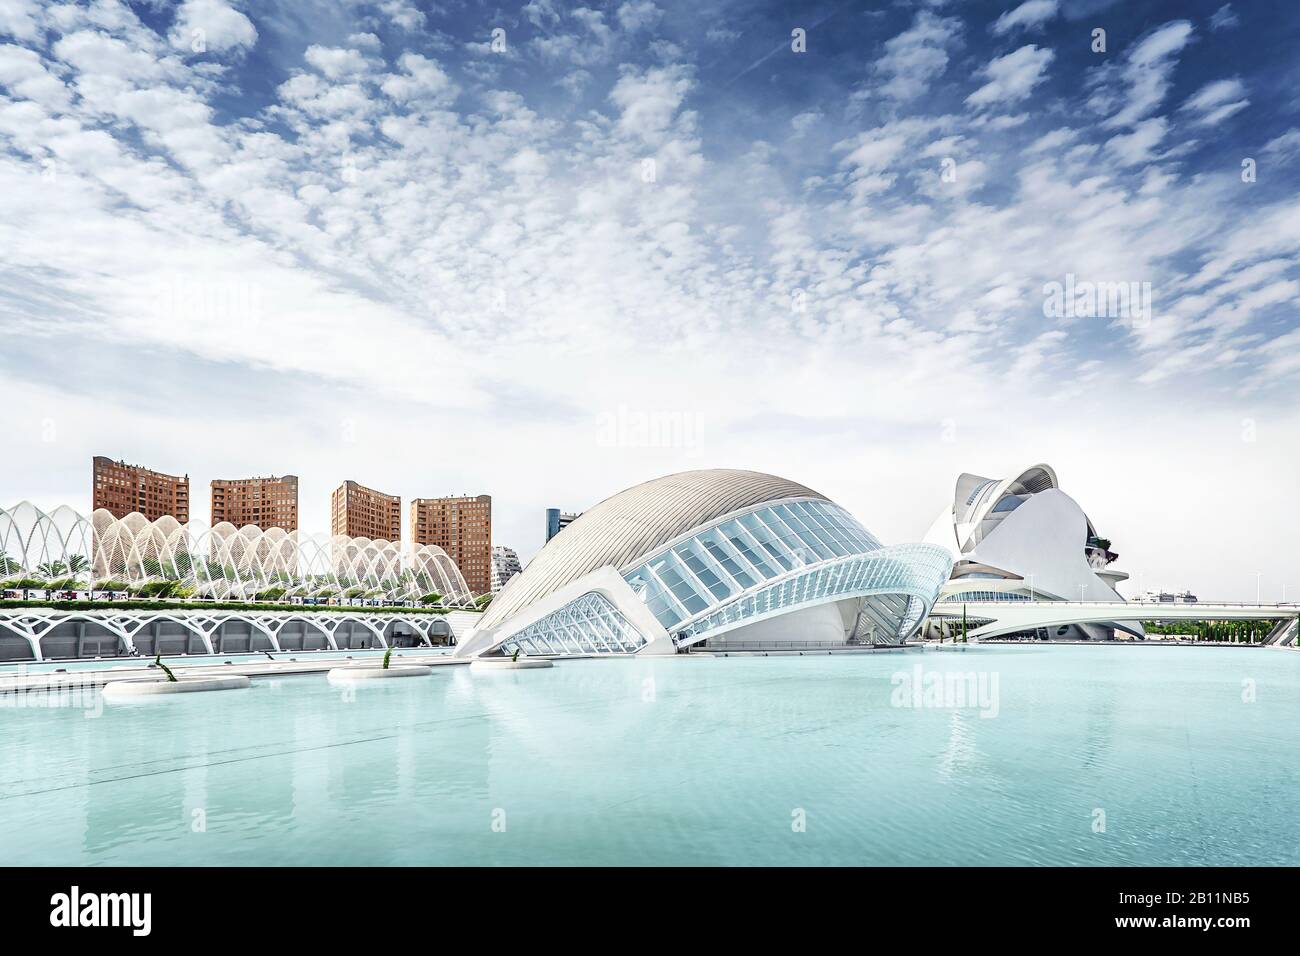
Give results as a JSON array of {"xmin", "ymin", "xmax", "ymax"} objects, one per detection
[
  {"xmin": 0, "ymin": 609, "xmax": 457, "ymax": 662},
  {"xmin": 0, "ymin": 502, "xmax": 475, "ymax": 605}
]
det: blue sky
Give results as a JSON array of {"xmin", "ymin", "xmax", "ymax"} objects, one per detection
[{"xmin": 1, "ymin": 0, "xmax": 1298, "ymax": 599}]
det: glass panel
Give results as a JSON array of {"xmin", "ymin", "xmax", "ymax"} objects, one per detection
[
  {"xmin": 700, "ymin": 531, "xmax": 756, "ymax": 588},
  {"xmin": 500, "ymin": 592, "xmax": 649, "ymax": 657},
  {"xmin": 661, "ymin": 561, "xmax": 700, "ymax": 601},
  {"xmin": 718, "ymin": 520, "xmax": 778, "ymax": 578},
  {"xmin": 676, "ymin": 543, "xmax": 731, "ymax": 600}
]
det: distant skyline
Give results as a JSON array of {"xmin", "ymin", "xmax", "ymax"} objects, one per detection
[{"xmin": 2, "ymin": 1, "xmax": 1299, "ymax": 600}]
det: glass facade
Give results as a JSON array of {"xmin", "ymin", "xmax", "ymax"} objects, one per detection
[
  {"xmin": 675, "ymin": 544, "xmax": 952, "ymax": 644},
  {"xmin": 480, "ymin": 496, "xmax": 953, "ymax": 658},
  {"xmin": 941, "ymin": 590, "xmax": 1033, "ymax": 603},
  {"xmin": 622, "ymin": 499, "xmax": 885, "ymax": 633},
  {"xmin": 501, "ymin": 592, "xmax": 648, "ymax": 656}
]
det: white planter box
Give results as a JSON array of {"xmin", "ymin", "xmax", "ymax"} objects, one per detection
[
  {"xmin": 103, "ymin": 675, "xmax": 251, "ymax": 700},
  {"xmin": 326, "ymin": 665, "xmax": 433, "ymax": 684}
]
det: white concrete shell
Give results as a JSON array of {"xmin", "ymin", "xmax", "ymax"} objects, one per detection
[
  {"xmin": 461, "ymin": 469, "xmax": 952, "ymax": 658},
  {"xmin": 923, "ymin": 464, "xmax": 1143, "ymax": 640},
  {"xmin": 480, "ymin": 470, "xmax": 825, "ymax": 629}
]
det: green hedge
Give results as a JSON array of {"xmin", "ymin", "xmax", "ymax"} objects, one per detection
[{"xmin": 0, "ymin": 599, "xmax": 485, "ymax": 616}]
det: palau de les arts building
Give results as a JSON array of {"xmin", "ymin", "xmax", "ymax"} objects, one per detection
[{"xmin": 921, "ymin": 463, "xmax": 1143, "ymax": 641}]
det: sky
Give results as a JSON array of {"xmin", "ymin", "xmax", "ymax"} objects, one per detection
[{"xmin": 0, "ymin": 0, "xmax": 1298, "ymax": 601}]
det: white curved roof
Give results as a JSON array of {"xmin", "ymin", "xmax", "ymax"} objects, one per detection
[
  {"xmin": 947, "ymin": 463, "xmax": 1059, "ymax": 551},
  {"xmin": 480, "ymin": 469, "xmax": 827, "ymax": 627}
]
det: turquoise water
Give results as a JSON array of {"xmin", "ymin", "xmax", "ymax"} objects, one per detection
[{"xmin": 1, "ymin": 646, "xmax": 1298, "ymax": 865}]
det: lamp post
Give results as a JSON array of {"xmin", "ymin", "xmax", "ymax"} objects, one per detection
[{"xmin": 1254, "ymin": 572, "xmax": 1262, "ymax": 606}]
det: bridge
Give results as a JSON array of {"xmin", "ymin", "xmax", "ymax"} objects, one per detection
[{"xmin": 926, "ymin": 600, "xmax": 1300, "ymax": 643}]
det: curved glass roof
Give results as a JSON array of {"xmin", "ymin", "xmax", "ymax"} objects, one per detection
[
  {"xmin": 623, "ymin": 498, "xmax": 883, "ymax": 633},
  {"xmin": 479, "ymin": 469, "xmax": 827, "ymax": 628}
]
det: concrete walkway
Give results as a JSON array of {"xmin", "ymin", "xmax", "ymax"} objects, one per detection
[{"xmin": 0, "ymin": 650, "xmax": 470, "ymax": 694}]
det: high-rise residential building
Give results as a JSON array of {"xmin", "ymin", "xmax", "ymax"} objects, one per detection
[
  {"xmin": 411, "ymin": 494, "xmax": 492, "ymax": 594},
  {"xmin": 491, "ymin": 545, "xmax": 522, "ymax": 592},
  {"xmin": 210, "ymin": 475, "xmax": 299, "ymax": 531},
  {"xmin": 92, "ymin": 456, "xmax": 189, "ymax": 522},
  {"xmin": 331, "ymin": 480, "xmax": 401, "ymax": 542},
  {"xmin": 545, "ymin": 508, "xmax": 580, "ymax": 542}
]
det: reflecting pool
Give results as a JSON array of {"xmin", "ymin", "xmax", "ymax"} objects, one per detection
[{"xmin": 1, "ymin": 645, "xmax": 1297, "ymax": 865}]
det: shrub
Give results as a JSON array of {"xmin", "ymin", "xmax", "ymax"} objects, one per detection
[
  {"xmin": 132, "ymin": 580, "xmax": 184, "ymax": 599},
  {"xmin": 1, "ymin": 577, "xmax": 48, "ymax": 590}
]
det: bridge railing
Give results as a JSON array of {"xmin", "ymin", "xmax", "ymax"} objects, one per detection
[{"xmin": 942, "ymin": 599, "xmax": 1299, "ymax": 609}]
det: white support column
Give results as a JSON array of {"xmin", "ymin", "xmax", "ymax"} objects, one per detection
[
  {"xmin": 248, "ymin": 617, "xmax": 282, "ymax": 652},
  {"xmin": 361, "ymin": 618, "xmax": 389, "ymax": 649}
]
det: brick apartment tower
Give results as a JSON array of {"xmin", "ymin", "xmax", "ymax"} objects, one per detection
[
  {"xmin": 92, "ymin": 456, "xmax": 190, "ymax": 522},
  {"xmin": 410, "ymin": 495, "xmax": 492, "ymax": 595},
  {"xmin": 210, "ymin": 475, "xmax": 299, "ymax": 531},
  {"xmin": 330, "ymin": 480, "xmax": 401, "ymax": 542}
]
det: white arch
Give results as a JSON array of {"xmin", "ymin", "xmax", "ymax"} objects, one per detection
[{"xmin": 0, "ymin": 502, "xmax": 475, "ymax": 605}]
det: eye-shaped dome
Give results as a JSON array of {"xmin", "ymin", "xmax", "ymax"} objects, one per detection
[
  {"xmin": 465, "ymin": 468, "xmax": 952, "ymax": 658},
  {"xmin": 479, "ymin": 469, "xmax": 828, "ymax": 628}
]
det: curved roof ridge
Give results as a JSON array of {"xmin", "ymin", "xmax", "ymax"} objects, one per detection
[{"xmin": 480, "ymin": 469, "xmax": 828, "ymax": 626}]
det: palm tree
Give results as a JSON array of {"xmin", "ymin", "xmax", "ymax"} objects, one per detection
[
  {"xmin": 0, "ymin": 551, "xmax": 20, "ymax": 577},
  {"xmin": 36, "ymin": 560, "xmax": 69, "ymax": 580}
]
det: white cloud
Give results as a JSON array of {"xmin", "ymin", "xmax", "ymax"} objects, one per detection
[
  {"xmin": 1093, "ymin": 20, "xmax": 1195, "ymax": 128},
  {"xmin": 1024, "ymin": 127, "xmax": 1077, "ymax": 153},
  {"xmin": 531, "ymin": 7, "xmax": 619, "ymax": 67},
  {"xmin": 1209, "ymin": 4, "xmax": 1239, "ymax": 31},
  {"xmin": 376, "ymin": 0, "xmax": 425, "ymax": 32},
  {"xmin": 168, "ymin": 0, "xmax": 256, "ymax": 54},
  {"xmin": 1105, "ymin": 117, "xmax": 1169, "ymax": 166},
  {"xmin": 991, "ymin": 0, "xmax": 1059, "ymax": 35},
  {"xmin": 617, "ymin": 1, "xmax": 662, "ymax": 33},
  {"xmin": 523, "ymin": 0, "xmax": 561, "ymax": 29},
  {"xmin": 303, "ymin": 45, "xmax": 373, "ymax": 80},
  {"xmin": 966, "ymin": 44, "xmax": 1054, "ymax": 109},
  {"xmin": 790, "ymin": 110, "xmax": 822, "ymax": 136},
  {"xmin": 0, "ymin": 0, "xmax": 42, "ymax": 42},
  {"xmin": 609, "ymin": 64, "xmax": 693, "ymax": 144},
  {"xmin": 380, "ymin": 53, "xmax": 457, "ymax": 105},
  {"xmin": 0, "ymin": 0, "xmax": 1297, "ymax": 594},
  {"xmin": 871, "ymin": 11, "xmax": 962, "ymax": 103},
  {"xmin": 1180, "ymin": 77, "xmax": 1248, "ymax": 126},
  {"xmin": 0, "ymin": 44, "xmax": 70, "ymax": 109},
  {"xmin": 1262, "ymin": 129, "xmax": 1300, "ymax": 164}
]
